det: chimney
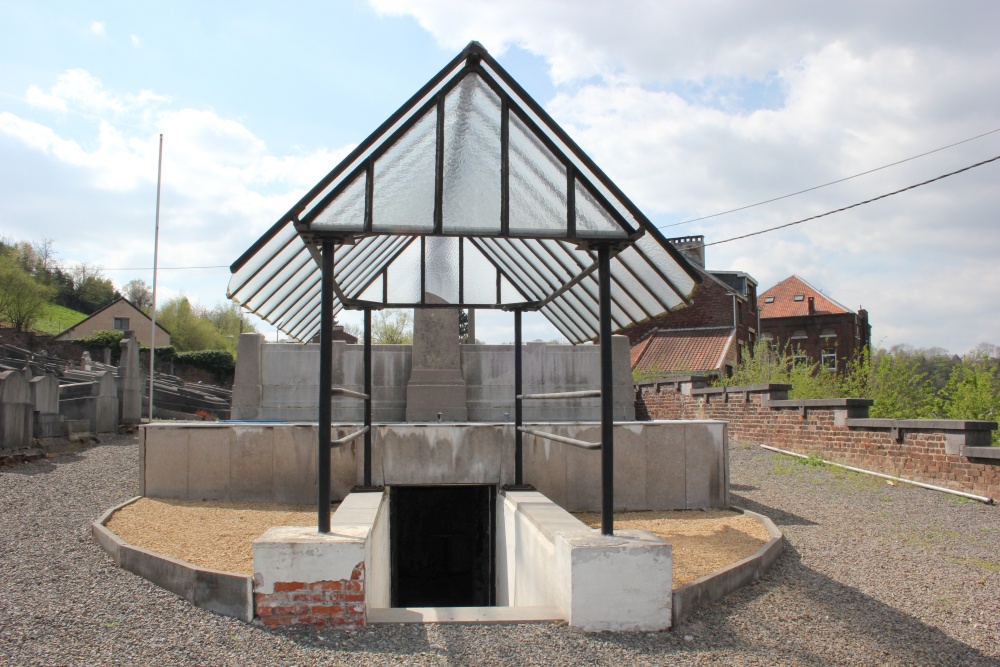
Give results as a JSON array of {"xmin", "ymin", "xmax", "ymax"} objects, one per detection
[
  {"xmin": 667, "ymin": 235, "xmax": 705, "ymax": 268},
  {"xmin": 807, "ymin": 296, "xmax": 815, "ymax": 315}
]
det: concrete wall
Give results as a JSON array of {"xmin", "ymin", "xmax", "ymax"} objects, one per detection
[
  {"xmin": 59, "ymin": 371, "xmax": 119, "ymax": 434},
  {"xmin": 141, "ymin": 421, "xmax": 728, "ymax": 511},
  {"xmin": 366, "ymin": 493, "xmax": 391, "ymax": 609},
  {"xmin": 498, "ymin": 489, "xmax": 672, "ymax": 631},
  {"xmin": 29, "ymin": 374, "xmax": 62, "ymax": 439},
  {"xmin": 636, "ymin": 376, "xmax": 999, "ymax": 499},
  {"xmin": 231, "ymin": 333, "xmax": 634, "ymax": 422}
]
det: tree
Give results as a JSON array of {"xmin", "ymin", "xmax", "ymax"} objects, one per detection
[
  {"xmin": 838, "ymin": 347, "xmax": 936, "ymax": 419},
  {"xmin": 372, "ymin": 309, "xmax": 413, "ymax": 344},
  {"xmin": 70, "ymin": 264, "xmax": 118, "ymax": 313},
  {"xmin": 937, "ymin": 351, "xmax": 1000, "ymax": 425},
  {"xmin": 0, "ymin": 257, "xmax": 55, "ymax": 332},
  {"xmin": 123, "ymin": 279, "xmax": 152, "ymax": 311},
  {"xmin": 156, "ymin": 296, "xmax": 229, "ymax": 351}
]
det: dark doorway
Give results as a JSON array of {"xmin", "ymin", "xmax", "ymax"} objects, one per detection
[{"xmin": 390, "ymin": 485, "xmax": 495, "ymax": 608}]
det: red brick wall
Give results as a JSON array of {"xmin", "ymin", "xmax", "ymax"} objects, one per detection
[
  {"xmin": 636, "ymin": 380, "xmax": 1000, "ymax": 499},
  {"xmin": 254, "ymin": 561, "xmax": 366, "ymax": 627},
  {"xmin": 620, "ymin": 278, "xmax": 738, "ymax": 345}
]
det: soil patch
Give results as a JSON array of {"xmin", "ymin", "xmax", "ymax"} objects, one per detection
[
  {"xmin": 105, "ymin": 498, "xmax": 326, "ymax": 575},
  {"xmin": 107, "ymin": 500, "xmax": 771, "ymax": 588},
  {"xmin": 574, "ymin": 509, "xmax": 772, "ymax": 586}
]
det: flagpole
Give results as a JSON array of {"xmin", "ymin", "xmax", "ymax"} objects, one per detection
[{"xmin": 148, "ymin": 133, "xmax": 163, "ymax": 422}]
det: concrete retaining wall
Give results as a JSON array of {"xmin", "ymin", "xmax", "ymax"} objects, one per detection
[
  {"xmin": 231, "ymin": 333, "xmax": 634, "ymax": 422},
  {"xmin": 141, "ymin": 421, "xmax": 729, "ymax": 511},
  {"xmin": 91, "ymin": 497, "xmax": 253, "ymax": 622}
]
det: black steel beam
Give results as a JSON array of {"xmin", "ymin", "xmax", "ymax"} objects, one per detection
[
  {"xmin": 598, "ymin": 244, "xmax": 614, "ymax": 536},
  {"xmin": 364, "ymin": 308, "xmax": 372, "ymax": 487},
  {"xmin": 318, "ymin": 240, "xmax": 334, "ymax": 534},
  {"xmin": 514, "ymin": 309, "xmax": 523, "ymax": 486}
]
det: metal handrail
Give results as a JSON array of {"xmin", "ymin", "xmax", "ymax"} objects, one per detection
[
  {"xmin": 332, "ymin": 426, "xmax": 369, "ymax": 448},
  {"xmin": 330, "ymin": 387, "xmax": 370, "ymax": 401},
  {"xmin": 517, "ymin": 389, "xmax": 600, "ymax": 400},
  {"xmin": 517, "ymin": 426, "xmax": 600, "ymax": 450}
]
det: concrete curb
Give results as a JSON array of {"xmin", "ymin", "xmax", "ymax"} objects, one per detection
[
  {"xmin": 671, "ymin": 507, "xmax": 783, "ymax": 627},
  {"xmin": 91, "ymin": 497, "xmax": 254, "ymax": 622}
]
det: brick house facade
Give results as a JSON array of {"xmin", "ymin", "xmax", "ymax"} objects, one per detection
[{"xmin": 759, "ymin": 275, "xmax": 870, "ymax": 372}]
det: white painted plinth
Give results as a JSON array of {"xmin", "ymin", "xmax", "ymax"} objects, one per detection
[{"xmin": 252, "ymin": 525, "xmax": 366, "ymax": 594}]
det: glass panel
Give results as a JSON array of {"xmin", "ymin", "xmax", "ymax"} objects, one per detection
[
  {"xmin": 228, "ymin": 224, "xmax": 300, "ymax": 300},
  {"xmin": 485, "ymin": 240, "xmax": 544, "ymax": 301},
  {"xmin": 526, "ymin": 238, "xmax": 575, "ymax": 284},
  {"xmin": 632, "ymin": 235, "xmax": 697, "ymax": 309},
  {"xmin": 270, "ymin": 274, "xmax": 321, "ymax": 323},
  {"xmin": 385, "ymin": 238, "xmax": 422, "ymax": 303},
  {"xmin": 253, "ymin": 257, "xmax": 319, "ymax": 315},
  {"xmin": 443, "ymin": 74, "xmax": 502, "ymax": 234},
  {"xmin": 341, "ymin": 237, "xmax": 405, "ymax": 296},
  {"xmin": 499, "ymin": 275, "xmax": 525, "ymax": 305},
  {"xmin": 575, "ymin": 179, "xmax": 626, "ymax": 238},
  {"xmin": 482, "ymin": 61, "xmax": 641, "ymax": 235},
  {"xmin": 240, "ymin": 244, "xmax": 312, "ymax": 310},
  {"xmin": 425, "ymin": 236, "xmax": 460, "ymax": 303},
  {"xmin": 301, "ymin": 60, "xmax": 467, "ymax": 219},
  {"xmin": 540, "ymin": 303, "xmax": 589, "ymax": 344},
  {"xmin": 310, "ymin": 171, "xmax": 366, "ymax": 231},
  {"xmin": 373, "ymin": 110, "xmax": 436, "ymax": 233},
  {"xmin": 610, "ymin": 258, "xmax": 660, "ymax": 319},
  {"xmin": 357, "ymin": 273, "xmax": 384, "ymax": 302},
  {"xmin": 508, "ymin": 113, "xmax": 567, "ymax": 236},
  {"xmin": 462, "ymin": 241, "xmax": 498, "ymax": 304}
]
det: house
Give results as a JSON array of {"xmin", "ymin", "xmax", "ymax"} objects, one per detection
[
  {"xmin": 758, "ymin": 275, "xmax": 870, "ymax": 371},
  {"xmin": 620, "ymin": 236, "xmax": 759, "ymax": 379},
  {"xmin": 54, "ymin": 297, "xmax": 171, "ymax": 348}
]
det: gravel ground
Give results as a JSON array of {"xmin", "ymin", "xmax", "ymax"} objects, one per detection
[{"xmin": 1, "ymin": 434, "xmax": 998, "ymax": 666}]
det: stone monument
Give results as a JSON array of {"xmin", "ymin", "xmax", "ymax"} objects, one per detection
[{"xmin": 405, "ymin": 294, "xmax": 467, "ymax": 421}]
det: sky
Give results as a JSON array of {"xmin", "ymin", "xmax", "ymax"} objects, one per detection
[{"xmin": 1, "ymin": 0, "xmax": 998, "ymax": 353}]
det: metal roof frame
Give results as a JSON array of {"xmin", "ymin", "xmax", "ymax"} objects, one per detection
[{"xmin": 228, "ymin": 41, "xmax": 701, "ymax": 344}]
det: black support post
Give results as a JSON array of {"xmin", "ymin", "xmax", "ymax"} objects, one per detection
[
  {"xmin": 318, "ymin": 240, "xmax": 334, "ymax": 534},
  {"xmin": 363, "ymin": 308, "xmax": 372, "ymax": 487},
  {"xmin": 514, "ymin": 309, "xmax": 523, "ymax": 486},
  {"xmin": 598, "ymin": 244, "xmax": 614, "ymax": 536}
]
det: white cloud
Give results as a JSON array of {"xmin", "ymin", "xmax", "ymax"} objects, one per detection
[
  {"xmin": 0, "ymin": 70, "xmax": 351, "ymax": 320},
  {"xmin": 90, "ymin": 21, "xmax": 106, "ymax": 37},
  {"xmin": 131, "ymin": 34, "xmax": 141, "ymax": 48}
]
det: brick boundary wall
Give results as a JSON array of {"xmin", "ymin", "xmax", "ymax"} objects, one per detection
[
  {"xmin": 254, "ymin": 562, "xmax": 366, "ymax": 627},
  {"xmin": 636, "ymin": 377, "xmax": 1000, "ymax": 500}
]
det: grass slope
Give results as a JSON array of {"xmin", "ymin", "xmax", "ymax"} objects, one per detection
[{"xmin": 32, "ymin": 302, "xmax": 88, "ymax": 335}]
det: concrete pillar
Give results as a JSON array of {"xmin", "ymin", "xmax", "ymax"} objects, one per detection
[
  {"xmin": 232, "ymin": 333, "xmax": 264, "ymax": 419},
  {"xmin": 0, "ymin": 370, "xmax": 32, "ymax": 450},
  {"xmin": 118, "ymin": 331, "xmax": 143, "ymax": 425},
  {"xmin": 406, "ymin": 296, "xmax": 467, "ymax": 422}
]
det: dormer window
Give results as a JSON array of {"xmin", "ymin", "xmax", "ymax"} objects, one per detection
[
  {"xmin": 764, "ymin": 296, "xmax": 775, "ymax": 303},
  {"xmin": 793, "ymin": 294, "xmax": 805, "ymax": 302}
]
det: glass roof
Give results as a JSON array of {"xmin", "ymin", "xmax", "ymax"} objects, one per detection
[{"xmin": 228, "ymin": 42, "xmax": 701, "ymax": 344}]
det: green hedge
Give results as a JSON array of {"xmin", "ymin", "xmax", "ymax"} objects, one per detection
[
  {"xmin": 76, "ymin": 329, "xmax": 124, "ymax": 349},
  {"xmin": 175, "ymin": 349, "xmax": 235, "ymax": 377}
]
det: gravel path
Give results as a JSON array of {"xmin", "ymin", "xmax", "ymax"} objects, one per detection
[{"xmin": 1, "ymin": 435, "xmax": 998, "ymax": 666}]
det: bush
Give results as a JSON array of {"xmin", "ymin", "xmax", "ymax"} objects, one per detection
[
  {"xmin": 175, "ymin": 349, "xmax": 235, "ymax": 378},
  {"xmin": 140, "ymin": 344, "xmax": 177, "ymax": 362}
]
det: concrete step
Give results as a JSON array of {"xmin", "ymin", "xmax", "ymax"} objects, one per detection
[{"xmin": 367, "ymin": 606, "xmax": 563, "ymax": 624}]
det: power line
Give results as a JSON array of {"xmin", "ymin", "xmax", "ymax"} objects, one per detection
[
  {"xmin": 705, "ymin": 154, "xmax": 1000, "ymax": 247},
  {"xmin": 100, "ymin": 265, "xmax": 229, "ymax": 271},
  {"xmin": 662, "ymin": 126, "xmax": 1000, "ymax": 228}
]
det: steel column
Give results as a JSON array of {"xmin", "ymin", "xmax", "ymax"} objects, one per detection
[
  {"xmin": 514, "ymin": 309, "xmax": 523, "ymax": 486},
  {"xmin": 598, "ymin": 244, "xmax": 614, "ymax": 536},
  {"xmin": 363, "ymin": 308, "xmax": 372, "ymax": 487},
  {"xmin": 318, "ymin": 240, "xmax": 334, "ymax": 534}
]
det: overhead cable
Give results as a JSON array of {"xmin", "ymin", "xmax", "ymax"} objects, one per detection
[
  {"xmin": 705, "ymin": 154, "xmax": 1000, "ymax": 247},
  {"xmin": 663, "ymin": 126, "xmax": 1000, "ymax": 228}
]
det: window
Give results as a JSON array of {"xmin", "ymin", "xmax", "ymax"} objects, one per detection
[
  {"xmin": 792, "ymin": 351, "xmax": 808, "ymax": 367},
  {"xmin": 764, "ymin": 296, "xmax": 775, "ymax": 303},
  {"xmin": 113, "ymin": 317, "xmax": 129, "ymax": 331},
  {"xmin": 820, "ymin": 328, "xmax": 837, "ymax": 339},
  {"xmin": 822, "ymin": 347, "xmax": 837, "ymax": 371},
  {"xmin": 790, "ymin": 329, "xmax": 807, "ymax": 340},
  {"xmin": 793, "ymin": 294, "xmax": 805, "ymax": 302}
]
